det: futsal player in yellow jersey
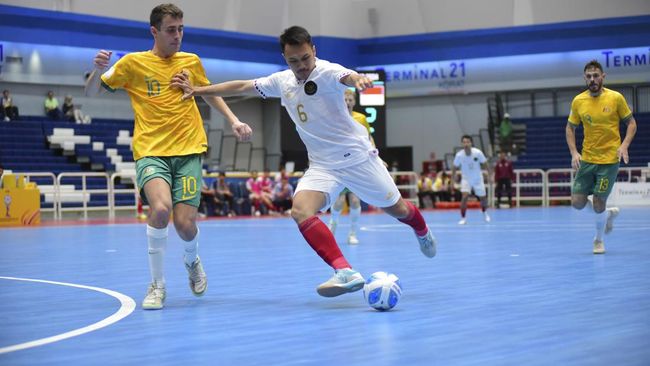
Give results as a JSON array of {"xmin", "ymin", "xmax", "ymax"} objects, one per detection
[
  {"xmin": 566, "ymin": 60, "xmax": 636, "ymax": 254},
  {"xmin": 328, "ymin": 89, "xmax": 374, "ymax": 245},
  {"xmin": 85, "ymin": 4, "xmax": 252, "ymax": 309}
]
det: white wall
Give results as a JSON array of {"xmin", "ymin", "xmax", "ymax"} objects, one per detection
[
  {"xmin": 386, "ymin": 93, "xmax": 491, "ymax": 170},
  {"xmin": 4, "ymin": 0, "xmax": 649, "ymax": 37}
]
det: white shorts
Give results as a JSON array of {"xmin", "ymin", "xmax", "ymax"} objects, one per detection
[
  {"xmin": 295, "ymin": 152, "xmax": 401, "ymax": 212},
  {"xmin": 461, "ymin": 179, "xmax": 486, "ymax": 197}
]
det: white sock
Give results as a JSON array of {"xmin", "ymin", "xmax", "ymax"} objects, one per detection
[
  {"xmin": 147, "ymin": 225, "xmax": 168, "ymax": 286},
  {"xmin": 594, "ymin": 210, "xmax": 607, "ymax": 241},
  {"xmin": 330, "ymin": 206, "xmax": 341, "ymax": 225},
  {"xmin": 183, "ymin": 227, "xmax": 199, "ymax": 266},
  {"xmin": 349, "ymin": 206, "xmax": 361, "ymax": 234}
]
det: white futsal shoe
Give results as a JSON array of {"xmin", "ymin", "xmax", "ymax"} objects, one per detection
[
  {"xmin": 484, "ymin": 212, "xmax": 491, "ymax": 223},
  {"xmin": 347, "ymin": 231, "xmax": 359, "ymax": 245},
  {"xmin": 593, "ymin": 238, "xmax": 606, "ymax": 254},
  {"xmin": 416, "ymin": 229, "xmax": 437, "ymax": 258},
  {"xmin": 185, "ymin": 256, "xmax": 208, "ymax": 296},
  {"xmin": 605, "ymin": 207, "xmax": 619, "ymax": 234},
  {"xmin": 142, "ymin": 282, "xmax": 166, "ymax": 310},
  {"xmin": 316, "ymin": 268, "xmax": 365, "ymax": 297},
  {"xmin": 458, "ymin": 218, "xmax": 467, "ymax": 225}
]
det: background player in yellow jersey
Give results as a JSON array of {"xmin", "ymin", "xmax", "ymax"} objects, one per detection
[
  {"xmin": 85, "ymin": 3, "xmax": 252, "ymax": 309},
  {"xmin": 566, "ymin": 60, "xmax": 637, "ymax": 254},
  {"xmin": 328, "ymin": 89, "xmax": 374, "ymax": 245}
]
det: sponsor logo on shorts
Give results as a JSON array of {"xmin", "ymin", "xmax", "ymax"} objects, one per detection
[{"xmin": 143, "ymin": 167, "xmax": 155, "ymax": 177}]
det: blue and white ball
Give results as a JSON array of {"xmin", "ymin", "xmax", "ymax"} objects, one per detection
[{"xmin": 363, "ymin": 271, "xmax": 402, "ymax": 311}]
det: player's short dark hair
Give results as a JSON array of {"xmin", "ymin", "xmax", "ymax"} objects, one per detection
[
  {"xmin": 461, "ymin": 135, "xmax": 473, "ymax": 143},
  {"xmin": 584, "ymin": 60, "xmax": 603, "ymax": 73},
  {"xmin": 280, "ymin": 26, "xmax": 312, "ymax": 52},
  {"xmin": 150, "ymin": 3, "xmax": 183, "ymax": 30}
]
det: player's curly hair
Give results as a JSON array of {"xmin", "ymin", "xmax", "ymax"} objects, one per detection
[
  {"xmin": 280, "ymin": 26, "xmax": 312, "ymax": 52},
  {"xmin": 150, "ymin": 3, "xmax": 183, "ymax": 30}
]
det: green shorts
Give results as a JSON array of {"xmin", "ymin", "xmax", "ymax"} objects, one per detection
[
  {"xmin": 572, "ymin": 161, "xmax": 619, "ymax": 198},
  {"xmin": 136, "ymin": 154, "xmax": 203, "ymax": 207}
]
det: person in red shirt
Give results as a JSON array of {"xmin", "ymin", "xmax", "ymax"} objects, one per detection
[{"xmin": 494, "ymin": 151, "xmax": 515, "ymax": 208}]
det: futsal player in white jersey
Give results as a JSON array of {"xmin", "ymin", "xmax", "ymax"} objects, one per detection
[
  {"xmin": 172, "ymin": 26, "xmax": 436, "ymax": 298},
  {"xmin": 451, "ymin": 135, "xmax": 491, "ymax": 225}
]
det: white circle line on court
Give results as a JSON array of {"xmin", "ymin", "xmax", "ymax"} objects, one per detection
[{"xmin": 0, "ymin": 276, "xmax": 136, "ymax": 354}]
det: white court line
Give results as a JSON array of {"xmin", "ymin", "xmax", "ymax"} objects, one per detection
[{"xmin": 0, "ymin": 276, "xmax": 136, "ymax": 354}]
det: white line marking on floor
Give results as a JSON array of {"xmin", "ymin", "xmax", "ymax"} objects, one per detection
[{"xmin": 0, "ymin": 276, "xmax": 136, "ymax": 354}]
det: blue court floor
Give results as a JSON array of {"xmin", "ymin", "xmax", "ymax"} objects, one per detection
[{"xmin": 0, "ymin": 206, "xmax": 649, "ymax": 366}]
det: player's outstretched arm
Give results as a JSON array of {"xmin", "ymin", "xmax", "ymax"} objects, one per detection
[
  {"xmin": 85, "ymin": 50, "xmax": 112, "ymax": 97},
  {"xmin": 202, "ymin": 96, "xmax": 253, "ymax": 142},
  {"xmin": 341, "ymin": 73, "xmax": 374, "ymax": 91},
  {"xmin": 617, "ymin": 117, "xmax": 637, "ymax": 164},
  {"xmin": 171, "ymin": 72, "xmax": 257, "ymax": 100}
]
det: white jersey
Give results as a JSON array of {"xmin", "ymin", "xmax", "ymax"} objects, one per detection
[
  {"xmin": 453, "ymin": 147, "xmax": 487, "ymax": 183},
  {"xmin": 254, "ymin": 59, "xmax": 374, "ymax": 169}
]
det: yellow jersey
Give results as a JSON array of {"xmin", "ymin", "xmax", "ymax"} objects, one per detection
[
  {"xmin": 568, "ymin": 87, "xmax": 633, "ymax": 164},
  {"xmin": 101, "ymin": 51, "xmax": 210, "ymax": 160},
  {"xmin": 351, "ymin": 111, "xmax": 371, "ymax": 133}
]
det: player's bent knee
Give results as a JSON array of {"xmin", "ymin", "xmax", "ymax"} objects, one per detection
[
  {"xmin": 290, "ymin": 204, "xmax": 318, "ymax": 224},
  {"xmin": 592, "ymin": 198, "xmax": 607, "ymax": 213},
  {"xmin": 174, "ymin": 219, "xmax": 197, "ymax": 241},
  {"xmin": 382, "ymin": 199, "xmax": 409, "ymax": 218},
  {"xmin": 290, "ymin": 206, "xmax": 307, "ymax": 223},
  {"xmin": 571, "ymin": 197, "xmax": 588, "ymax": 210},
  {"xmin": 149, "ymin": 203, "xmax": 171, "ymax": 224}
]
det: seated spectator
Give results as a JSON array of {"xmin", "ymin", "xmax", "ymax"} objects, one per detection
[
  {"xmin": 1, "ymin": 90, "xmax": 19, "ymax": 121},
  {"xmin": 259, "ymin": 169, "xmax": 275, "ymax": 207},
  {"xmin": 432, "ymin": 171, "xmax": 452, "ymax": 202},
  {"xmin": 274, "ymin": 164, "xmax": 288, "ymax": 183},
  {"xmin": 416, "ymin": 172, "xmax": 435, "ymax": 209},
  {"xmin": 199, "ymin": 176, "xmax": 216, "ymax": 217},
  {"xmin": 213, "ymin": 172, "xmax": 236, "ymax": 217},
  {"xmin": 63, "ymin": 95, "xmax": 92, "ymax": 124},
  {"xmin": 272, "ymin": 176, "xmax": 294, "ymax": 215},
  {"xmin": 451, "ymin": 171, "xmax": 462, "ymax": 202},
  {"xmin": 44, "ymin": 91, "xmax": 61, "ymax": 120},
  {"xmin": 246, "ymin": 170, "xmax": 273, "ymax": 216}
]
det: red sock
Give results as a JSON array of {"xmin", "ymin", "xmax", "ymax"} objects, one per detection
[
  {"xmin": 298, "ymin": 216, "xmax": 350, "ymax": 269},
  {"xmin": 398, "ymin": 201, "xmax": 428, "ymax": 236}
]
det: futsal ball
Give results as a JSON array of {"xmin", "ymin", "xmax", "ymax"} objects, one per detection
[{"xmin": 363, "ymin": 271, "xmax": 402, "ymax": 311}]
